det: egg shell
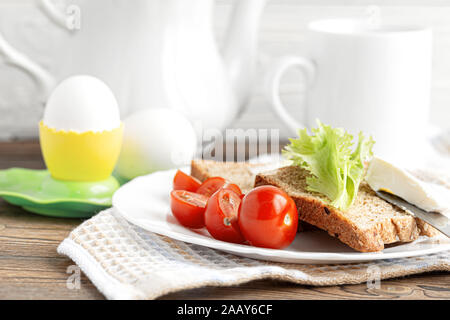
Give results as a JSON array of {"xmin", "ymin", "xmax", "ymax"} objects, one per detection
[
  {"xmin": 116, "ymin": 108, "xmax": 197, "ymax": 180},
  {"xmin": 39, "ymin": 122, "xmax": 123, "ymax": 181},
  {"xmin": 43, "ymin": 75, "xmax": 121, "ymax": 133}
]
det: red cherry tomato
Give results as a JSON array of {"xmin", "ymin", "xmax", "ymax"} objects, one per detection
[
  {"xmin": 170, "ymin": 190, "xmax": 208, "ymax": 229},
  {"xmin": 238, "ymin": 186, "xmax": 298, "ymax": 249},
  {"xmin": 204, "ymin": 189, "xmax": 245, "ymax": 244},
  {"xmin": 197, "ymin": 177, "xmax": 242, "ymax": 197},
  {"xmin": 197, "ymin": 177, "xmax": 226, "ymax": 196},
  {"xmin": 224, "ymin": 183, "xmax": 242, "ymax": 196},
  {"xmin": 173, "ymin": 170, "xmax": 201, "ymax": 192}
]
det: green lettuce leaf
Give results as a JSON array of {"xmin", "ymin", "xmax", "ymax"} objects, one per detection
[{"xmin": 283, "ymin": 120, "xmax": 374, "ymax": 210}]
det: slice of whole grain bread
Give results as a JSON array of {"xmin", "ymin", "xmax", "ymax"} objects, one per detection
[
  {"xmin": 255, "ymin": 166, "xmax": 439, "ymax": 252},
  {"xmin": 191, "ymin": 159, "xmax": 265, "ymax": 194}
]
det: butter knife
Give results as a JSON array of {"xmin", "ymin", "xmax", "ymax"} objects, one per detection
[{"xmin": 376, "ymin": 190, "xmax": 450, "ymax": 238}]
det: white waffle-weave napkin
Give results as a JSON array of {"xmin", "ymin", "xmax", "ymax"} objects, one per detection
[{"xmin": 58, "ymin": 208, "xmax": 450, "ymax": 300}]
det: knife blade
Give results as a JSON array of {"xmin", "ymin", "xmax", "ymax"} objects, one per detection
[{"xmin": 376, "ymin": 190, "xmax": 450, "ymax": 238}]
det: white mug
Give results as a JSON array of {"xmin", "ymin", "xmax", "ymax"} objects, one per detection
[{"xmin": 265, "ymin": 19, "xmax": 433, "ymax": 160}]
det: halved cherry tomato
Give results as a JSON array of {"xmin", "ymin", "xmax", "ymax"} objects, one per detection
[
  {"xmin": 204, "ymin": 189, "xmax": 245, "ymax": 244},
  {"xmin": 224, "ymin": 183, "xmax": 242, "ymax": 196},
  {"xmin": 173, "ymin": 170, "xmax": 201, "ymax": 192},
  {"xmin": 170, "ymin": 190, "xmax": 208, "ymax": 229},
  {"xmin": 197, "ymin": 177, "xmax": 242, "ymax": 197},
  {"xmin": 238, "ymin": 186, "xmax": 298, "ymax": 249},
  {"xmin": 197, "ymin": 177, "xmax": 226, "ymax": 196}
]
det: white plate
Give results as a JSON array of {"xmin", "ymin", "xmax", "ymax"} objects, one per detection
[{"xmin": 113, "ymin": 168, "xmax": 450, "ymax": 264}]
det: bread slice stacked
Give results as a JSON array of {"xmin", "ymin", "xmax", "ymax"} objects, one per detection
[
  {"xmin": 191, "ymin": 159, "xmax": 439, "ymax": 252},
  {"xmin": 191, "ymin": 159, "xmax": 265, "ymax": 194}
]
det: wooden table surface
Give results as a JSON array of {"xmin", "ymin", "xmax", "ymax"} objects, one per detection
[{"xmin": 0, "ymin": 141, "xmax": 449, "ymax": 300}]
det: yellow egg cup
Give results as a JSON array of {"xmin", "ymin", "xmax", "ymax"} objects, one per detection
[{"xmin": 39, "ymin": 121, "xmax": 123, "ymax": 182}]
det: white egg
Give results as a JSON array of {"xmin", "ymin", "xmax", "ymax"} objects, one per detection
[
  {"xmin": 116, "ymin": 108, "xmax": 197, "ymax": 180},
  {"xmin": 43, "ymin": 75, "xmax": 121, "ymax": 132}
]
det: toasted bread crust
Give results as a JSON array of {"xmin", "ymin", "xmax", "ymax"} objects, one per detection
[
  {"xmin": 415, "ymin": 218, "xmax": 441, "ymax": 238},
  {"xmin": 190, "ymin": 160, "xmax": 211, "ymax": 183}
]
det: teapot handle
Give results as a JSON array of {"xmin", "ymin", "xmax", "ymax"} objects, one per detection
[
  {"xmin": 0, "ymin": 0, "xmax": 81, "ymax": 102},
  {"xmin": 38, "ymin": 0, "xmax": 81, "ymax": 31},
  {"xmin": 0, "ymin": 33, "xmax": 55, "ymax": 102}
]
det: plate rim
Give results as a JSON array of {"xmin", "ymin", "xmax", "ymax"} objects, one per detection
[{"xmin": 113, "ymin": 168, "xmax": 450, "ymax": 264}]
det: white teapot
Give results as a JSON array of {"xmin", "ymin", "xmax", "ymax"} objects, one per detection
[{"xmin": 0, "ymin": 0, "xmax": 267, "ymax": 132}]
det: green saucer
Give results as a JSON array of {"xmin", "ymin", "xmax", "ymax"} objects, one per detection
[{"xmin": 0, "ymin": 168, "xmax": 120, "ymax": 218}]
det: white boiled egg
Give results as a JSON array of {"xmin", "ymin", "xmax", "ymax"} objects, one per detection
[
  {"xmin": 115, "ymin": 108, "xmax": 197, "ymax": 180},
  {"xmin": 43, "ymin": 75, "xmax": 121, "ymax": 132}
]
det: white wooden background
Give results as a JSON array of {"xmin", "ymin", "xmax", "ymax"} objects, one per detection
[{"xmin": 1, "ymin": 0, "xmax": 450, "ymax": 140}]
